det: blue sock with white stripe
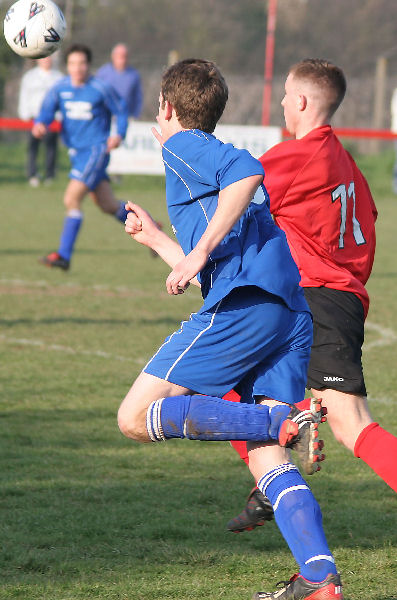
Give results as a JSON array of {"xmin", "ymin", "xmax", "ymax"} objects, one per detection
[
  {"xmin": 115, "ymin": 201, "xmax": 129, "ymax": 223},
  {"xmin": 58, "ymin": 210, "xmax": 83, "ymax": 261},
  {"xmin": 146, "ymin": 395, "xmax": 291, "ymax": 442},
  {"xmin": 257, "ymin": 464, "xmax": 337, "ymax": 582}
]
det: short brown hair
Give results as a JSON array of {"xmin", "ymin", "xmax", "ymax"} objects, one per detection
[
  {"xmin": 289, "ymin": 59, "xmax": 346, "ymax": 118},
  {"xmin": 65, "ymin": 43, "xmax": 92, "ymax": 63},
  {"xmin": 161, "ymin": 59, "xmax": 228, "ymax": 133}
]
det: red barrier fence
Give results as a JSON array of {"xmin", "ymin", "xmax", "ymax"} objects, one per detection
[
  {"xmin": 0, "ymin": 118, "xmax": 61, "ymax": 132},
  {"xmin": 1, "ymin": 118, "xmax": 396, "ymax": 140},
  {"xmin": 281, "ymin": 127, "xmax": 397, "ymax": 140}
]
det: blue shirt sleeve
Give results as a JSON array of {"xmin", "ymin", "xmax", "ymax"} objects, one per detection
[
  {"xmin": 35, "ymin": 84, "xmax": 60, "ymax": 125},
  {"xmin": 216, "ymin": 145, "xmax": 264, "ymax": 190},
  {"xmin": 163, "ymin": 131, "xmax": 264, "ymax": 202}
]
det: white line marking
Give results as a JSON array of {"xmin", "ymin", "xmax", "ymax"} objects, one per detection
[
  {"xmin": 367, "ymin": 394, "xmax": 396, "ymax": 405},
  {"xmin": 0, "ymin": 278, "xmax": 161, "ymax": 298},
  {"xmin": 0, "ymin": 334, "xmax": 144, "ymax": 364},
  {"xmin": 364, "ymin": 321, "xmax": 397, "ymax": 350},
  {"xmin": 2, "ymin": 283, "xmax": 395, "ymax": 357}
]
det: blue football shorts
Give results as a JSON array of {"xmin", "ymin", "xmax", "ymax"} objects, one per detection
[
  {"xmin": 144, "ymin": 286, "xmax": 313, "ymax": 405},
  {"xmin": 68, "ymin": 143, "xmax": 110, "ymax": 190}
]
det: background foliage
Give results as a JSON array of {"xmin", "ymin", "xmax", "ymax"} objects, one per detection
[{"xmin": 1, "ymin": 0, "xmax": 397, "ymax": 127}]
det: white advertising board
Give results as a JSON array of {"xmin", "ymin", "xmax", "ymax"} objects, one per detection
[{"xmin": 108, "ymin": 121, "xmax": 282, "ymax": 175}]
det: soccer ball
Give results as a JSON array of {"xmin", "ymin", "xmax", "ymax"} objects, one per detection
[{"xmin": 3, "ymin": 0, "xmax": 66, "ymax": 58}]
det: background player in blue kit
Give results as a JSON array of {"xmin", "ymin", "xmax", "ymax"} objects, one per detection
[
  {"xmin": 117, "ymin": 59, "xmax": 343, "ymax": 600},
  {"xmin": 32, "ymin": 44, "xmax": 129, "ymax": 271}
]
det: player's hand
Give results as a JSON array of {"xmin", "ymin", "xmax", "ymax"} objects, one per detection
[
  {"xmin": 31, "ymin": 122, "xmax": 47, "ymax": 138},
  {"xmin": 151, "ymin": 126, "xmax": 164, "ymax": 146},
  {"xmin": 107, "ymin": 135, "xmax": 122, "ymax": 151},
  {"xmin": 124, "ymin": 201, "xmax": 161, "ymax": 248},
  {"xmin": 166, "ymin": 247, "xmax": 208, "ymax": 295}
]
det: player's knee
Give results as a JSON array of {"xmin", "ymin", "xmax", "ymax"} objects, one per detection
[
  {"xmin": 117, "ymin": 405, "xmax": 149, "ymax": 443},
  {"xmin": 64, "ymin": 196, "xmax": 80, "ymax": 212},
  {"xmin": 117, "ymin": 406, "xmax": 138, "ymax": 439}
]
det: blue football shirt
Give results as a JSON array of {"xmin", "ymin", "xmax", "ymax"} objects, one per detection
[
  {"xmin": 36, "ymin": 75, "xmax": 128, "ymax": 150},
  {"xmin": 162, "ymin": 129, "xmax": 309, "ymax": 313}
]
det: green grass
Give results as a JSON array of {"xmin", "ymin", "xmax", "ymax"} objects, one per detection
[{"xmin": 0, "ymin": 143, "xmax": 396, "ymax": 600}]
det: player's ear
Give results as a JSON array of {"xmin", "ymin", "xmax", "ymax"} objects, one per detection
[
  {"xmin": 164, "ymin": 100, "xmax": 173, "ymax": 121},
  {"xmin": 297, "ymin": 94, "xmax": 307, "ymax": 111}
]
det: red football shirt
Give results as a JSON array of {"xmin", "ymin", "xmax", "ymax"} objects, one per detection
[{"xmin": 260, "ymin": 125, "xmax": 377, "ymax": 317}]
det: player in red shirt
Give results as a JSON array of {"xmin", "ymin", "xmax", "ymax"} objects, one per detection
[{"xmin": 227, "ymin": 60, "xmax": 397, "ymax": 551}]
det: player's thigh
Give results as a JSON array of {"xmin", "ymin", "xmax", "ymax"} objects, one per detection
[
  {"xmin": 304, "ymin": 287, "xmax": 366, "ymax": 395},
  {"xmin": 118, "ymin": 371, "xmax": 193, "ymax": 440},
  {"xmin": 63, "ymin": 178, "xmax": 89, "ymax": 210},
  {"xmin": 91, "ymin": 179, "xmax": 119, "ymax": 214},
  {"xmin": 69, "ymin": 144, "xmax": 110, "ymax": 192},
  {"xmin": 238, "ymin": 309, "xmax": 312, "ymax": 406},
  {"xmin": 144, "ymin": 287, "xmax": 311, "ymax": 401}
]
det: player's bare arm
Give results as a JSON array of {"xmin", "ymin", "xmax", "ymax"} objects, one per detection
[
  {"xmin": 166, "ymin": 174, "xmax": 263, "ymax": 295},
  {"xmin": 124, "ymin": 201, "xmax": 199, "ymax": 288}
]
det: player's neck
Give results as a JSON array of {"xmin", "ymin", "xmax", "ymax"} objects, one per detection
[
  {"xmin": 70, "ymin": 76, "xmax": 89, "ymax": 87},
  {"xmin": 160, "ymin": 118, "xmax": 187, "ymax": 143},
  {"xmin": 295, "ymin": 118, "xmax": 330, "ymax": 139}
]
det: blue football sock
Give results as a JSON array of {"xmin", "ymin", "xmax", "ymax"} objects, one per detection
[
  {"xmin": 146, "ymin": 394, "xmax": 291, "ymax": 442},
  {"xmin": 115, "ymin": 201, "xmax": 129, "ymax": 223},
  {"xmin": 257, "ymin": 464, "xmax": 337, "ymax": 582},
  {"xmin": 58, "ymin": 211, "xmax": 83, "ymax": 261}
]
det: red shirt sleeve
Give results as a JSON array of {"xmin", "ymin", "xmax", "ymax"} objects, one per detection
[{"xmin": 259, "ymin": 140, "xmax": 308, "ymax": 213}]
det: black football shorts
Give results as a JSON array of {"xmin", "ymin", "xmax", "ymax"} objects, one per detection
[{"xmin": 304, "ymin": 287, "xmax": 366, "ymax": 395}]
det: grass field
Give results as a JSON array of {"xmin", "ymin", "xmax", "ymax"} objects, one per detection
[{"xmin": 0, "ymin": 142, "xmax": 396, "ymax": 600}]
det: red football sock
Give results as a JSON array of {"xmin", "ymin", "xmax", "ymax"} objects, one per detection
[
  {"xmin": 224, "ymin": 391, "xmax": 250, "ymax": 465},
  {"xmin": 223, "ymin": 390, "xmax": 241, "ymax": 403},
  {"xmin": 354, "ymin": 422, "xmax": 397, "ymax": 493},
  {"xmin": 230, "ymin": 440, "xmax": 249, "ymax": 465}
]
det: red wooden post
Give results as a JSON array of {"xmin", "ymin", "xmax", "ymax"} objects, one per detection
[{"xmin": 261, "ymin": 0, "xmax": 278, "ymax": 126}]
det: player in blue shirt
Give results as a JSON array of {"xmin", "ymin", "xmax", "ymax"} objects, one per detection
[
  {"xmin": 32, "ymin": 43, "xmax": 130, "ymax": 271},
  {"xmin": 117, "ymin": 59, "xmax": 342, "ymax": 600}
]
